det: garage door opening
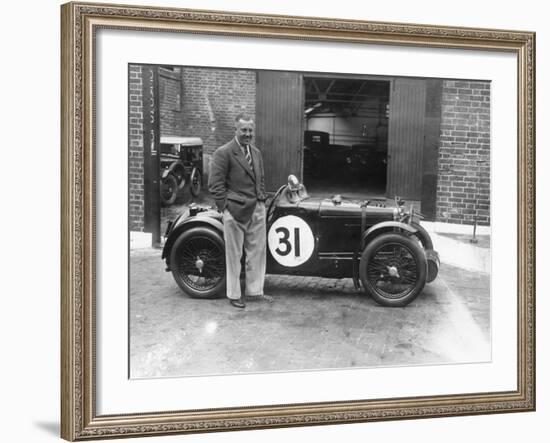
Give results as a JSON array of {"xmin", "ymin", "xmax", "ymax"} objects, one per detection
[{"xmin": 303, "ymin": 77, "xmax": 390, "ymax": 199}]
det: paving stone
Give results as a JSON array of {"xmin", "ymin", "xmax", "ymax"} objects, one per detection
[{"xmin": 129, "ymin": 248, "xmax": 491, "ymax": 378}]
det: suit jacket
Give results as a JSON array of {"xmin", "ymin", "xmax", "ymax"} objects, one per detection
[{"xmin": 208, "ymin": 138, "xmax": 267, "ymax": 223}]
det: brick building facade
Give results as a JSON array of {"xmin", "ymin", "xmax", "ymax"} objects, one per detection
[
  {"xmin": 179, "ymin": 67, "xmax": 256, "ymax": 158},
  {"xmin": 436, "ymin": 80, "xmax": 491, "ymax": 226},
  {"xmin": 128, "ymin": 66, "xmax": 491, "ymax": 234},
  {"xmin": 159, "ymin": 67, "xmax": 186, "ymax": 137},
  {"xmin": 129, "ymin": 65, "xmax": 145, "ymax": 232},
  {"xmin": 128, "ymin": 65, "xmax": 255, "ymax": 232}
]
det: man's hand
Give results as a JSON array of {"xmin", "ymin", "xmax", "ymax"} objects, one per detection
[{"xmin": 208, "ymin": 148, "xmax": 229, "ymax": 211}]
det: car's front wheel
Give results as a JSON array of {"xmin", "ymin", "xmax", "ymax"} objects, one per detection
[
  {"xmin": 169, "ymin": 226, "xmax": 226, "ymax": 299},
  {"xmin": 190, "ymin": 168, "xmax": 202, "ymax": 197},
  {"xmin": 359, "ymin": 232, "xmax": 427, "ymax": 307},
  {"xmin": 160, "ymin": 174, "xmax": 178, "ymax": 206}
]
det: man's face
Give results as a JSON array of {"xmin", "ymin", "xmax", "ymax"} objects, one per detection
[{"xmin": 235, "ymin": 119, "xmax": 254, "ymax": 146}]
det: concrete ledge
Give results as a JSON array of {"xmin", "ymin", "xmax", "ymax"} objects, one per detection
[
  {"xmin": 421, "ymin": 222, "xmax": 490, "ymax": 273},
  {"xmin": 420, "ymin": 221, "xmax": 490, "ymax": 273},
  {"xmin": 428, "ymin": 232, "xmax": 490, "ymax": 274},
  {"xmin": 130, "ymin": 231, "xmax": 152, "ymax": 249},
  {"xmin": 422, "ymin": 220, "xmax": 490, "ymax": 236}
]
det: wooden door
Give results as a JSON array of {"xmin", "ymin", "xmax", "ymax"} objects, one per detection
[
  {"xmin": 421, "ymin": 79, "xmax": 443, "ymax": 220},
  {"xmin": 386, "ymin": 78, "xmax": 427, "ymax": 200},
  {"xmin": 256, "ymin": 71, "xmax": 304, "ymax": 191}
]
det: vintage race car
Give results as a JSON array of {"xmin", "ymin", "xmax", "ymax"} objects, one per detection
[{"xmin": 161, "ymin": 175, "xmax": 440, "ymax": 307}]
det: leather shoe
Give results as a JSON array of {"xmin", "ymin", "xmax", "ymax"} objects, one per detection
[{"xmin": 229, "ymin": 298, "xmax": 245, "ymax": 309}]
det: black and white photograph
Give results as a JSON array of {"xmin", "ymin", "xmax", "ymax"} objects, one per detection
[
  {"xmin": 128, "ymin": 65, "xmax": 491, "ymax": 378},
  {"xmin": 3, "ymin": 0, "xmax": 548, "ymax": 441}
]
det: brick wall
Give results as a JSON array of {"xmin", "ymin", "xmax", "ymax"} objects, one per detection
[
  {"xmin": 130, "ymin": 71, "xmax": 491, "ymax": 230},
  {"xmin": 436, "ymin": 80, "xmax": 491, "ymax": 226},
  {"xmin": 180, "ymin": 67, "xmax": 256, "ymax": 161},
  {"xmin": 159, "ymin": 67, "xmax": 186, "ymax": 137},
  {"xmin": 129, "ymin": 65, "xmax": 144, "ymax": 232},
  {"xmin": 128, "ymin": 66, "xmax": 256, "ymax": 232}
]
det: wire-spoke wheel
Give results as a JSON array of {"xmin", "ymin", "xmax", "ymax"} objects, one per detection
[
  {"xmin": 359, "ymin": 232, "xmax": 427, "ymax": 307},
  {"xmin": 169, "ymin": 227, "xmax": 226, "ymax": 299},
  {"xmin": 160, "ymin": 174, "xmax": 178, "ymax": 206}
]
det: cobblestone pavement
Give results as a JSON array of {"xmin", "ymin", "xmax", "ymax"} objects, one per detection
[{"xmin": 129, "ymin": 248, "xmax": 490, "ymax": 378}]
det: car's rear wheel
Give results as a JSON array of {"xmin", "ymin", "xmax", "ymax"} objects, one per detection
[
  {"xmin": 359, "ymin": 232, "xmax": 427, "ymax": 307},
  {"xmin": 160, "ymin": 174, "xmax": 178, "ymax": 206},
  {"xmin": 169, "ymin": 226, "xmax": 226, "ymax": 299}
]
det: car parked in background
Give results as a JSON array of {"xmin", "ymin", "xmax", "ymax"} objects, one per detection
[
  {"xmin": 303, "ymin": 130, "xmax": 353, "ymax": 178},
  {"xmin": 159, "ymin": 136, "xmax": 203, "ymax": 205},
  {"xmin": 346, "ymin": 142, "xmax": 387, "ymax": 178}
]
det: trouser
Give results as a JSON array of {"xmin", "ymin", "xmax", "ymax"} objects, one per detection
[{"xmin": 222, "ymin": 202, "xmax": 266, "ymax": 300}]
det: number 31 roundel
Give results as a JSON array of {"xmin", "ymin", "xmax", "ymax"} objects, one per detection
[{"xmin": 267, "ymin": 215, "xmax": 315, "ymax": 267}]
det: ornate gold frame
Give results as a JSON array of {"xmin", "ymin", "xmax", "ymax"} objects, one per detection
[{"xmin": 61, "ymin": 1, "xmax": 536, "ymax": 440}]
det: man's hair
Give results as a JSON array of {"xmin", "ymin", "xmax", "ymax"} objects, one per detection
[{"xmin": 234, "ymin": 113, "xmax": 254, "ymax": 124}]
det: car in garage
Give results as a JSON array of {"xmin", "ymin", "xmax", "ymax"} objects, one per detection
[{"xmin": 303, "ymin": 130, "xmax": 352, "ymax": 178}]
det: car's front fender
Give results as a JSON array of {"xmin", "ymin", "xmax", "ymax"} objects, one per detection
[{"xmin": 360, "ymin": 221, "xmax": 418, "ymax": 249}]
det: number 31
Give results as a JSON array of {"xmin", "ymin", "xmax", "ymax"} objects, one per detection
[{"xmin": 274, "ymin": 227, "xmax": 301, "ymax": 257}]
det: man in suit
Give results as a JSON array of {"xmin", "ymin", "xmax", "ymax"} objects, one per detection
[{"xmin": 208, "ymin": 114, "xmax": 272, "ymax": 308}]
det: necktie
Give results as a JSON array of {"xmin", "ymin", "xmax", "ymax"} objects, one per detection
[{"xmin": 244, "ymin": 145, "xmax": 253, "ymax": 169}]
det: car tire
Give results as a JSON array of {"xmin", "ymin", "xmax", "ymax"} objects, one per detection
[
  {"xmin": 359, "ymin": 232, "xmax": 427, "ymax": 307},
  {"xmin": 190, "ymin": 169, "xmax": 202, "ymax": 197},
  {"xmin": 160, "ymin": 174, "xmax": 178, "ymax": 206},
  {"xmin": 169, "ymin": 226, "xmax": 226, "ymax": 299}
]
